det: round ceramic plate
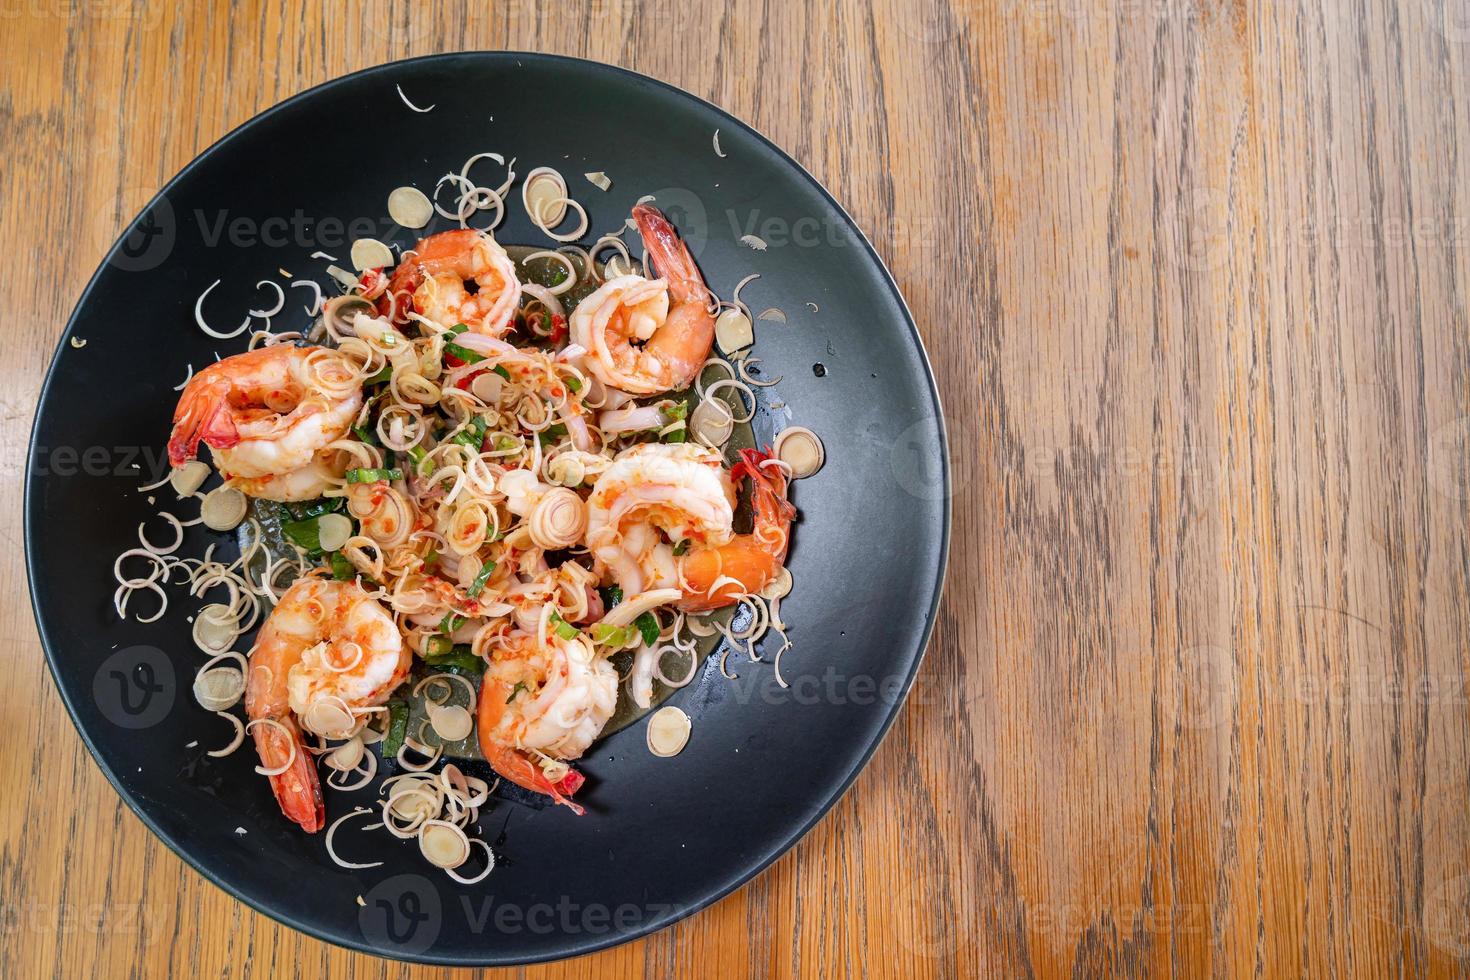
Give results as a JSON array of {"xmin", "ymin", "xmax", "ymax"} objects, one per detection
[{"xmin": 26, "ymin": 53, "xmax": 949, "ymax": 965}]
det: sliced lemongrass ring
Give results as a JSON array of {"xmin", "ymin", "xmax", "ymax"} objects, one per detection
[
  {"xmin": 428, "ymin": 704, "xmax": 473, "ymax": 743},
  {"xmin": 316, "ymin": 513, "xmax": 353, "ymax": 552},
  {"xmin": 193, "ymin": 665, "xmax": 245, "ymax": 711},
  {"xmin": 714, "ymin": 307, "xmax": 754, "ymax": 353},
  {"xmin": 200, "ymin": 486, "xmax": 247, "ymax": 531},
  {"xmin": 326, "ymin": 808, "xmax": 385, "ymax": 869},
  {"xmin": 647, "ymin": 706, "xmax": 692, "ymax": 757},
  {"xmin": 689, "ymin": 398, "xmax": 735, "ymax": 447},
  {"xmin": 388, "ymin": 186, "xmax": 433, "ymax": 229},
  {"xmin": 445, "ymin": 838, "xmax": 496, "ymax": 884},
  {"xmin": 774, "ymin": 426, "xmax": 825, "ymax": 478},
  {"xmin": 759, "ymin": 566, "xmax": 793, "ymax": 601},
  {"xmin": 522, "ymin": 167, "xmax": 568, "ymax": 227},
  {"xmin": 419, "ymin": 820, "xmax": 470, "ymax": 869},
  {"xmin": 350, "ymin": 238, "xmax": 394, "ymax": 272},
  {"xmin": 325, "ymin": 736, "xmax": 365, "ymax": 772},
  {"xmin": 206, "ymin": 711, "xmax": 246, "ymax": 757},
  {"xmin": 170, "ymin": 460, "xmax": 210, "ymax": 496}
]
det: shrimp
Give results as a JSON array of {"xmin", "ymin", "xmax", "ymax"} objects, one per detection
[
  {"xmin": 379, "ymin": 229, "xmax": 520, "ymax": 336},
  {"xmin": 230, "ymin": 452, "xmax": 347, "ymax": 502},
  {"xmin": 169, "ymin": 344, "xmax": 363, "ymax": 488},
  {"xmin": 476, "ymin": 626, "xmax": 617, "ymax": 814},
  {"xmin": 585, "ymin": 444, "xmax": 795, "ymax": 610},
  {"xmin": 678, "ymin": 448, "xmax": 796, "ymax": 611},
  {"xmin": 245, "ymin": 576, "xmax": 411, "ymax": 832},
  {"xmin": 585, "ymin": 443, "xmax": 736, "ymax": 595},
  {"xmin": 570, "ymin": 204, "xmax": 714, "ymax": 395}
]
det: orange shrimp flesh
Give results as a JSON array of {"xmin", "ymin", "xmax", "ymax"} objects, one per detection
[{"xmin": 678, "ymin": 448, "xmax": 796, "ymax": 612}]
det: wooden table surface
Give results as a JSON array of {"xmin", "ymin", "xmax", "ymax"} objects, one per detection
[{"xmin": 5, "ymin": 1, "xmax": 1469, "ymax": 976}]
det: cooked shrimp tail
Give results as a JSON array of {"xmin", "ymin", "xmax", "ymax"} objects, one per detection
[
  {"xmin": 250, "ymin": 713, "xmax": 325, "ymax": 832},
  {"xmin": 168, "ymin": 380, "xmax": 240, "ymax": 465},
  {"xmin": 571, "ymin": 207, "xmax": 715, "ymax": 394},
  {"xmin": 633, "ymin": 203, "xmax": 708, "ymax": 306}
]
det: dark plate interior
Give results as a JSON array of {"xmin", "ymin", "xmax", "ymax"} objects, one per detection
[{"xmin": 26, "ymin": 52, "xmax": 949, "ymax": 966}]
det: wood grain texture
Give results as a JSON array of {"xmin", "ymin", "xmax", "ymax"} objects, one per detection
[{"xmin": 2, "ymin": 0, "xmax": 1467, "ymax": 976}]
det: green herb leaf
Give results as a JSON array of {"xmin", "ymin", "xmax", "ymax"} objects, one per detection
[
  {"xmin": 439, "ymin": 612, "xmax": 465, "ymax": 635},
  {"xmin": 505, "ymin": 680, "xmax": 528, "ymax": 704},
  {"xmin": 600, "ymin": 585, "xmax": 624, "ymax": 608},
  {"xmin": 281, "ymin": 516, "xmax": 325, "ymax": 552},
  {"xmin": 492, "ymin": 364, "xmax": 511, "ymax": 381},
  {"xmin": 382, "ymin": 701, "xmax": 410, "ymax": 756},
  {"xmin": 364, "ymin": 365, "xmax": 392, "ymax": 385},
  {"xmin": 466, "ymin": 561, "xmax": 496, "ymax": 598},
  {"xmin": 538, "ymin": 423, "xmax": 568, "ymax": 445},
  {"xmin": 672, "ymin": 539, "xmax": 690, "ymax": 556},
  {"xmin": 423, "ymin": 645, "xmax": 483, "ymax": 673},
  {"xmin": 329, "ymin": 551, "xmax": 355, "ymax": 581},
  {"xmin": 634, "ymin": 612, "xmax": 660, "ymax": 646}
]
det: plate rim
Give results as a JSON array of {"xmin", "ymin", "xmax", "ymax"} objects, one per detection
[{"xmin": 25, "ymin": 50, "xmax": 951, "ymax": 965}]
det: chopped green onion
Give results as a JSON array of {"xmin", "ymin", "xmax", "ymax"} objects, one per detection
[
  {"xmin": 492, "ymin": 364, "xmax": 511, "ymax": 381},
  {"xmin": 634, "ymin": 612, "xmax": 660, "ymax": 646},
  {"xmin": 383, "ymin": 701, "xmax": 409, "ymax": 756},
  {"xmin": 549, "ymin": 611, "xmax": 579, "ymax": 641},
  {"xmin": 591, "ymin": 623, "xmax": 632, "ymax": 647},
  {"xmin": 565, "ymin": 375, "xmax": 583, "ymax": 394},
  {"xmin": 451, "ymin": 415, "xmax": 488, "ymax": 449},
  {"xmin": 439, "ymin": 612, "xmax": 465, "ymax": 635},
  {"xmin": 466, "ymin": 561, "xmax": 496, "ymax": 598},
  {"xmin": 446, "ymin": 323, "xmax": 469, "ymax": 337},
  {"xmin": 492, "ymin": 434, "xmax": 518, "ymax": 452},
  {"xmin": 329, "ymin": 551, "xmax": 355, "ymax": 581},
  {"xmin": 345, "ymin": 467, "xmax": 403, "ymax": 483},
  {"xmin": 407, "ymin": 444, "xmax": 434, "ymax": 476}
]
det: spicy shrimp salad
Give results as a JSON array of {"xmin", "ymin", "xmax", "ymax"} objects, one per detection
[{"xmin": 114, "ymin": 161, "xmax": 824, "ymax": 881}]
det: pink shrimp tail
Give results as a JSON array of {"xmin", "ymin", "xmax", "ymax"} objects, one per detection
[
  {"xmin": 632, "ymin": 204, "xmax": 708, "ymax": 305},
  {"xmin": 168, "ymin": 386, "xmax": 239, "ymax": 466}
]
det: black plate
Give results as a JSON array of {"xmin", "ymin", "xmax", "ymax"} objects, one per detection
[{"xmin": 26, "ymin": 53, "xmax": 949, "ymax": 965}]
